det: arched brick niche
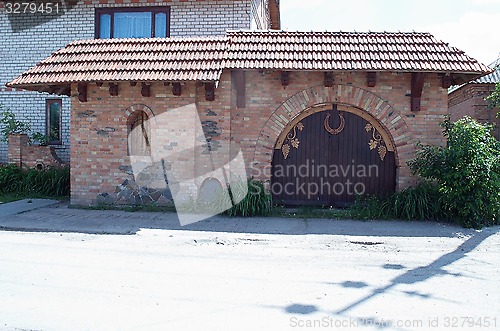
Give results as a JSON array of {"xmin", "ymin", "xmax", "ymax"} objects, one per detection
[
  {"xmin": 123, "ymin": 104, "xmax": 156, "ymax": 122},
  {"xmin": 253, "ymin": 84, "xmax": 415, "ymax": 191}
]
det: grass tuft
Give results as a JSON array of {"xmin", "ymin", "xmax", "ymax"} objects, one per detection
[{"xmin": 0, "ymin": 164, "xmax": 70, "ymax": 198}]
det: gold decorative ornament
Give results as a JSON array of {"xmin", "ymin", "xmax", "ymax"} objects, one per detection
[
  {"xmin": 281, "ymin": 122, "xmax": 304, "ymax": 159},
  {"xmin": 324, "ymin": 112, "xmax": 345, "ymax": 135},
  {"xmin": 365, "ymin": 123, "xmax": 387, "ymax": 161}
]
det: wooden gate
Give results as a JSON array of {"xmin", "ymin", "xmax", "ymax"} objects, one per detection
[{"xmin": 271, "ymin": 104, "xmax": 396, "ymax": 206}]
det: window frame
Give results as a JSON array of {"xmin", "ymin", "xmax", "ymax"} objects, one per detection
[
  {"xmin": 95, "ymin": 6, "xmax": 171, "ymax": 39},
  {"xmin": 46, "ymin": 99, "xmax": 62, "ymax": 145}
]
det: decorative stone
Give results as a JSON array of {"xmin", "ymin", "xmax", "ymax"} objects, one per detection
[
  {"xmin": 141, "ymin": 195, "xmax": 153, "ymax": 205},
  {"xmin": 96, "ymin": 192, "xmax": 115, "ymax": 205},
  {"xmin": 118, "ymin": 166, "xmax": 134, "ymax": 175},
  {"xmin": 156, "ymin": 195, "xmax": 175, "ymax": 207},
  {"xmin": 205, "ymin": 109, "xmax": 217, "ymax": 116},
  {"xmin": 162, "ymin": 188, "xmax": 173, "ymax": 200},
  {"xmin": 150, "ymin": 190, "xmax": 162, "ymax": 201}
]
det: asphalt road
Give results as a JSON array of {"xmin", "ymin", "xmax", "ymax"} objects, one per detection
[{"xmin": 0, "ymin": 204, "xmax": 499, "ymax": 331}]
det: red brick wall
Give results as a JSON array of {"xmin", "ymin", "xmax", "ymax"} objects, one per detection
[
  {"xmin": 7, "ymin": 134, "xmax": 28, "ymax": 167},
  {"xmin": 70, "ymin": 70, "xmax": 449, "ymax": 205},
  {"xmin": 236, "ymin": 71, "xmax": 448, "ymax": 191},
  {"xmin": 8, "ymin": 134, "xmax": 65, "ymax": 169},
  {"xmin": 449, "ymin": 84, "xmax": 500, "ymax": 140}
]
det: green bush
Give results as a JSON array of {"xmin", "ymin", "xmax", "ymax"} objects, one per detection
[
  {"xmin": 351, "ymin": 183, "xmax": 446, "ymax": 221},
  {"xmin": 485, "ymin": 82, "xmax": 500, "ymax": 114},
  {"xmin": 0, "ymin": 164, "xmax": 24, "ymax": 193},
  {"xmin": 0, "ymin": 164, "xmax": 70, "ymax": 197},
  {"xmin": 350, "ymin": 194, "xmax": 388, "ymax": 220},
  {"xmin": 408, "ymin": 116, "xmax": 500, "ymax": 228},
  {"xmin": 0, "ymin": 106, "xmax": 31, "ymax": 142},
  {"xmin": 223, "ymin": 179, "xmax": 272, "ymax": 217},
  {"xmin": 383, "ymin": 182, "xmax": 446, "ymax": 221}
]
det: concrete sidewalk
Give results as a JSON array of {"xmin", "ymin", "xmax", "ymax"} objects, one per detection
[
  {"xmin": 0, "ymin": 198, "xmax": 60, "ymax": 217},
  {"xmin": 0, "ymin": 199, "xmax": 497, "ymax": 239}
]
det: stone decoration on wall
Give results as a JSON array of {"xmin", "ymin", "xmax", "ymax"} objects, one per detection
[{"xmin": 105, "ymin": 159, "xmax": 177, "ymax": 207}]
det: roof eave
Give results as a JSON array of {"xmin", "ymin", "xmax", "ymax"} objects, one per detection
[
  {"xmin": 451, "ymin": 70, "xmax": 494, "ymax": 86},
  {"xmin": 5, "ymin": 78, "xmax": 222, "ymax": 95}
]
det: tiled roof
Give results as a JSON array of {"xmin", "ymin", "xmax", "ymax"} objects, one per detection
[
  {"xmin": 7, "ymin": 36, "xmax": 228, "ymax": 87},
  {"xmin": 473, "ymin": 58, "xmax": 500, "ymax": 84},
  {"xmin": 7, "ymin": 31, "xmax": 492, "ymax": 91},
  {"xmin": 448, "ymin": 58, "xmax": 499, "ymax": 93},
  {"xmin": 225, "ymin": 31, "xmax": 491, "ymax": 73}
]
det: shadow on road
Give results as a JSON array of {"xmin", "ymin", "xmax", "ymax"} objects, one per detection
[{"xmin": 282, "ymin": 229, "xmax": 495, "ymax": 329}]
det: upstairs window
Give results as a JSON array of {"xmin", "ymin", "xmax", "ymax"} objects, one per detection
[{"xmin": 96, "ymin": 7, "xmax": 170, "ymax": 39}]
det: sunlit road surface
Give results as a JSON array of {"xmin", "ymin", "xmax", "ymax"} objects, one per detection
[{"xmin": 0, "ymin": 222, "xmax": 499, "ymax": 331}]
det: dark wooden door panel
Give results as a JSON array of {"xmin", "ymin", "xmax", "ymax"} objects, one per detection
[{"xmin": 271, "ymin": 107, "xmax": 396, "ymax": 206}]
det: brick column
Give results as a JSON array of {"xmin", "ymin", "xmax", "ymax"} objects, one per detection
[{"xmin": 8, "ymin": 133, "xmax": 28, "ymax": 166}]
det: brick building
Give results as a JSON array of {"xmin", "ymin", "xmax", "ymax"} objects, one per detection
[
  {"xmin": 5, "ymin": 3, "xmax": 492, "ymax": 207},
  {"xmin": 448, "ymin": 58, "xmax": 500, "ymax": 140},
  {"xmin": 0, "ymin": 0, "xmax": 278, "ymax": 164}
]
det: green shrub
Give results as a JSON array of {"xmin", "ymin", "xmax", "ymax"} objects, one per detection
[
  {"xmin": 0, "ymin": 164, "xmax": 69, "ymax": 197},
  {"xmin": 223, "ymin": 179, "xmax": 272, "ymax": 217},
  {"xmin": 408, "ymin": 116, "xmax": 500, "ymax": 228},
  {"xmin": 485, "ymin": 82, "xmax": 500, "ymax": 114},
  {"xmin": 349, "ymin": 195, "xmax": 385, "ymax": 220},
  {"xmin": 19, "ymin": 167, "xmax": 70, "ymax": 196},
  {"xmin": 383, "ymin": 182, "xmax": 446, "ymax": 221},
  {"xmin": 351, "ymin": 182, "xmax": 446, "ymax": 221},
  {"xmin": 0, "ymin": 107, "xmax": 31, "ymax": 142},
  {"xmin": 0, "ymin": 164, "xmax": 24, "ymax": 193}
]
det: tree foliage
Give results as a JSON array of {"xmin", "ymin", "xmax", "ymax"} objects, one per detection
[
  {"xmin": 0, "ymin": 105, "xmax": 31, "ymax": 142},
  {"xmin": 408, "ymin": 116, "xmax": 500, "ymax": 228},
  {"xmin": 486, "ymin": 82, "xmax": 500, "ymax": 115}
]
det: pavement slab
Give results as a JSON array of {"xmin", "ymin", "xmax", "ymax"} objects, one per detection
[{"xmin": 0, "ymin": 198, "xmax": 60, "ymax": 217}]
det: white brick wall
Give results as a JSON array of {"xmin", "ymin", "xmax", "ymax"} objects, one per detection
[{"xmin": 0, "ymin": 0, "xmax": 253, "ymax": 163}]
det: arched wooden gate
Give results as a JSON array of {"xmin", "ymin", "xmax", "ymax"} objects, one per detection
[{"xmin": 271, "ymin": 104, "xmax": 396, "ymax": 206}]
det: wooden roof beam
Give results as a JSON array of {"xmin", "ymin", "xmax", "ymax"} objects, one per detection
[
  {"xmin": 141, "ymin": 83, "xmax": 151, "ymax": 97},
  {"xmin": 172, "ymin": 83, "xmax": 182, "ymax": 96},
  {"xmin": 411, "ymin": 72, "xmax": 426, "ymax": 111},
  {"xmin": 367, "ymin": 72, "xmax": 376, "ymax": 87},
  {"xmin": 232, "ymin": 70, "xmax": 246, "ymax": 108},
  {"xmin": 440, "ymin": 74, "xmax": 454, "ymax": 89},
  {"xmin": 324, "ymin": 72, "xmax": 334, "ymax": 87},
  {"xmin": 205, "ymin": 82, "xmax": 215, "ymax": 101},
  {"xmin": 281, "ymin": 71, "xmax": 290, "ymax": 87},
  {"xmin": 109, "ymin": 83, "xmax": 119, "ymax": 96},
  {"xmin": 57, "ymin": 85, "xmax": 71, "ymax": 96},
  {"xmin": 78, "ymin": 83, "xmax": 87, "ymax": 102}
]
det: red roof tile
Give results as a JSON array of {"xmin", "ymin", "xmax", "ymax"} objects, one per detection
[
  {"xmin": 7, "ymin": 31, "xmax": 492, "ymax": 90},
  {"xmin": 225, "ymin": 31, "xmax": 491, "ymax": 74},
  {"xmin": 8, "ymin": 36, "xmax": 227, "ymax": 88}
]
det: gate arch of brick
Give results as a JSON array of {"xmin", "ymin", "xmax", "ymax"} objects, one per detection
[{"xmin": 253, "ymin": 84, "xmax": 414, "ymax": 191}]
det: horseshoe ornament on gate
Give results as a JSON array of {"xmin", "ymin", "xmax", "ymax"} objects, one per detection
[{"xmin": 324, "ymin": 112, "xmax": 345, "ymax": 135}]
